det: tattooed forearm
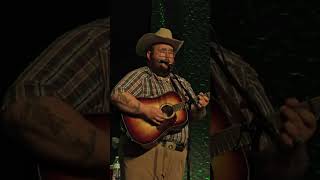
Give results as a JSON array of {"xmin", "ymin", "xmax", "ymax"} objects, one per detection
[
  {"xmin": 116, "ymin": 92, "xmax": 130, "ymax": 104},
  {"xmin": 111, "ymin": 91, "xmax": 143, "ymax": 115},
  {"xmin": 23, "ymin": 98, "xmax": 97, "ymax": 161},
  {"xmin": 46, "ymin": 112, "xmax": 97, "ymax": 160},
  {"xmin": 68, "ymin": 128, "xmax": 97, "ymax": 161},
  {"xmin": 24, "ymin": 100, "xmax": 68, "ymax": 136},
  {"xmin": 133, "ymin": 101, "xmax": 141, "ymax": 113}
]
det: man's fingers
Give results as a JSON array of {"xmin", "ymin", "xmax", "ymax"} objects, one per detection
[
  {"xmin": 280, "ymin": 105, "xmax": 304, "ymax": 129},
  {"xmin": 196, "ymin": 103, "xmax": 202, "ymax": 109},
  {"xmin": 155, "ymin": 112, "xmax": 166, "ymax": 121},
  {"xmin": 283, "ymin": 121, "xmax": 300, "ymax": 139},
  {"xmin": 281, "ymin": 100, "xmax": 317, "ymax": 139},
  {"xmin": 152, "ymin": 119, "xmax": 161, "ymax": 125},
  {"xmin": 285, "ymin": 98, "xmax": 300, "ymax": 107},
  {"xmin": 280, "ymin": 132, "xmax": 294, "ymax": 146},
  {"xmin": 199, "ymin": 96, "xmax": 209, "ymax": 103},
  {"xmin": 197, "ymin": 93, "xmax": 209, "ymax": 108},
  {"xmin": 293, "ymin": 107, "xmax": 316, "ymax": 129},
  {"xmin": 284, "ymin": 98, "xmax": 316, "ymax": 128}
]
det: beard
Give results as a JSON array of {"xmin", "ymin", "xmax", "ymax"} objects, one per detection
[{"xmin": 149, "ymin": 58, "xmax": 172, "ymax": 77}]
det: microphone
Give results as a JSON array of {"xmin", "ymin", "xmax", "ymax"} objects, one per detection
[
  {"xmin": 158, "ymin": 59, "xmax": 174, "ymax": 71},
  {"xmin": 158, "ymin": 59, "xmax": 170, "ymax": 64}
]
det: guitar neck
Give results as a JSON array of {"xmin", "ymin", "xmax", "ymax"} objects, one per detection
[
  {"xmin": 172, "ymin": 102, "xmax": 188, "ymax": 112},
  {"xmin": 172, "ymin": 92, "xmax": 211, "ymax": 112}
]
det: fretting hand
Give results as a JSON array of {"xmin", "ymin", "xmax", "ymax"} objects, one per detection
[
  {"xmin": 279, "ymin": 98, "xmax": 317, "ymax": 147},
  {"xmin": 196, "ymin": 92, "xmax": 210, "ymax": 109}
]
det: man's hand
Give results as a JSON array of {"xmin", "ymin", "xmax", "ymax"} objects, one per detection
[
  {"xmin": 141, "ymin": 105, "xmax": 166, "ymax": 125},
  {"xmin": 196, "ymin": 92, "xmax": 210, "ymax": 109},
  {"xmin": 111, "ymin": 91, "xmax": 167, "ymax": 125},
  {"xmin": 279, "ymin": 98, "xmax": 317, "ymax": 147},
  {"xmin": 189, "ymin": 92, "xmax": 210, "ymax": 121}
]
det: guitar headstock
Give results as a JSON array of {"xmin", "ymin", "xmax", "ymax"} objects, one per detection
[{"xmin": 306, "ymin": 96, "xmax": 320, "ymax": 120}]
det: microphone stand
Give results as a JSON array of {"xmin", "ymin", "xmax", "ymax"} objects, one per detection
[
  {"xmin": 168, "ymin": 65, "xmax": 199, "ymax": 180},
  {"xmin": 169, "ymin": 65, "xmax": 199, "ymax": 112},
  {"xmin": 159, "ymin": 60, "xmax": 198, "ymax": 109}
]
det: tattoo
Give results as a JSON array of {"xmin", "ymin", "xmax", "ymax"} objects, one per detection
[
  {"xmin": 24, "ymin": 100, "xmax": 68, "ymax": 136},
  {"xmin": 23, "ymin": 99, "xmax": 97, "ymax": 161},
  {"xmin": 114, "ymin": 91, "xmax": 141, "ymax": 114},
  {"xmin": 67, "ymin": 128, "xmax": 97, "ymax": 161},
  {"xmin": 117, "ymin": 92, "xmax": 130, "ymax": 104},
  {"xmin": 133, "ymin": 102, "xmax": 141, "ymax": 113}
]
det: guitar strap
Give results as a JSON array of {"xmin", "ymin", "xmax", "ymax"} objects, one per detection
[
  {"xmin": 169, "ymin": 73, "xmax": 197, "ymax": 109},
  {"xmin": 168, "ymin": 74, "xmax": 181, "ymax": 96}
]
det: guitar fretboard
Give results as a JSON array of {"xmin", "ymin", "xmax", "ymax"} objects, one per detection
[
  {"xmin": 172, "ymin": 92, "xmax": 211, "ymax": 112},
  {"xmin": 307, "ymin": 96, "xmax": 320, "ymax": 119},
  {"xmin": 172, "ymin": 102, "xmax": 187, "ymax": 112}
]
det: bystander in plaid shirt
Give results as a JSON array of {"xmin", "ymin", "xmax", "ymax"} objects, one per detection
[{"xmin": 1, "ymin": 18, "xmax": 110, "ymax": 115}]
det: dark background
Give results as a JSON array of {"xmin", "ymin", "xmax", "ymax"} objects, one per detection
[
  {"xmin": 2, "ymin": 2, "xmax": 110, "ymax": 98},
  {"xmin": 211, "ymin": 0, "xmax": 320, "ymax": 103}
]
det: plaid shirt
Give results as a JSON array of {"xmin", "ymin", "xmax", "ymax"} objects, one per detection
[
  {"xmin": 1, "ymin": 18, "xmax": 110, "ymax": 114},
  {"xmin": 210, "ymin": 43, "xmax": 310, "ymax": 179},
  {"xmin": 209, "ymin": 42, "xmax": 275, "ymax": 152},
  {"xmin": 112, "ymin": 66, "xmax": 197, "ymax": 145}
]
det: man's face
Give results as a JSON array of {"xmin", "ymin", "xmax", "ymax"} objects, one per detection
[{"xmin": 147, "ymin": 43, "xmax": 175, "ymax": 76}]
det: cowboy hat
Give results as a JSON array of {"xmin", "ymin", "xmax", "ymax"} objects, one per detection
[{"xmin": 136, "ymin": 28, "xmax": 184, "ymax": 57}]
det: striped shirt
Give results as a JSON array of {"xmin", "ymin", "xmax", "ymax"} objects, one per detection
[
  {"xmin": 1, "ymin": 18, "xmax": 110, "ymax": 115},
  {"xmin": 112, "ymin": 66, "xmax": 197, "ymax": 145}
]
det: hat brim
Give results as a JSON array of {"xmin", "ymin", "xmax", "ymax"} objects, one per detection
[{"xmin": 136, "ymin": 33, "xmax": 184, "ymax": 57}]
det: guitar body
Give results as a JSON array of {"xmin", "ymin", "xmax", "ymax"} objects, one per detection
[
  {"xmin": 122, "ymin": 91, "xmax": 188, "ymax": 148},
  {"xmin": 210, "ymin": 101, "xmax": 250, "ymax": 180},
  {"xmin": 38, "ymin": 113, "xmax": 111, "ymax": 180}
]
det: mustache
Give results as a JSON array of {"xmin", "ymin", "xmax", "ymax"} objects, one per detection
[{"xmin": 158, "ymin": 59, "xmax": 173, "ymax": 66}]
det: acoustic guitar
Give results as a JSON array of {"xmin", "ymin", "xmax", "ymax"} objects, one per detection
[
  {"xmin": 37, "ymin": 113, "xmax": 111, "ymax": 180},
  {"xmin": 121, "ymin": 91, "xmax": 209, "ymax": 149},
  {"xmin": 210, "ymin": 96, "xmax": 320, "ymax": 180}
]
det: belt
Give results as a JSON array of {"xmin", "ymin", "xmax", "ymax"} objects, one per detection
[{"xmin": 161, "ymin": 141, "xmax": 185, "ymax": 152}]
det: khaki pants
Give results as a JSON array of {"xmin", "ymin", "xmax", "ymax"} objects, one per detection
[{"xmin": 119, "ymin": 139, "xmax": 187, "ymax": 180}]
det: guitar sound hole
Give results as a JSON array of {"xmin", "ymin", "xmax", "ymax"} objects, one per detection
[{"xmin": 161, "ymin": 105, "xmax": 174, "ymax": 118}]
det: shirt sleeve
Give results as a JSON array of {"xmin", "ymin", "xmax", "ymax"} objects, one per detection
[
  {"xmin": 111, "ymin": 68, "xmax": 146, "ymax": 97},
  {"xmin": 2, "ymin": 18, "xmax": 110, "ymax": 112}
]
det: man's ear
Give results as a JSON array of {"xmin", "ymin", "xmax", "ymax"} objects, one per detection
[{"xmin": 146, "ymin": 50, "xmax": 151, "ymax": 61}]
